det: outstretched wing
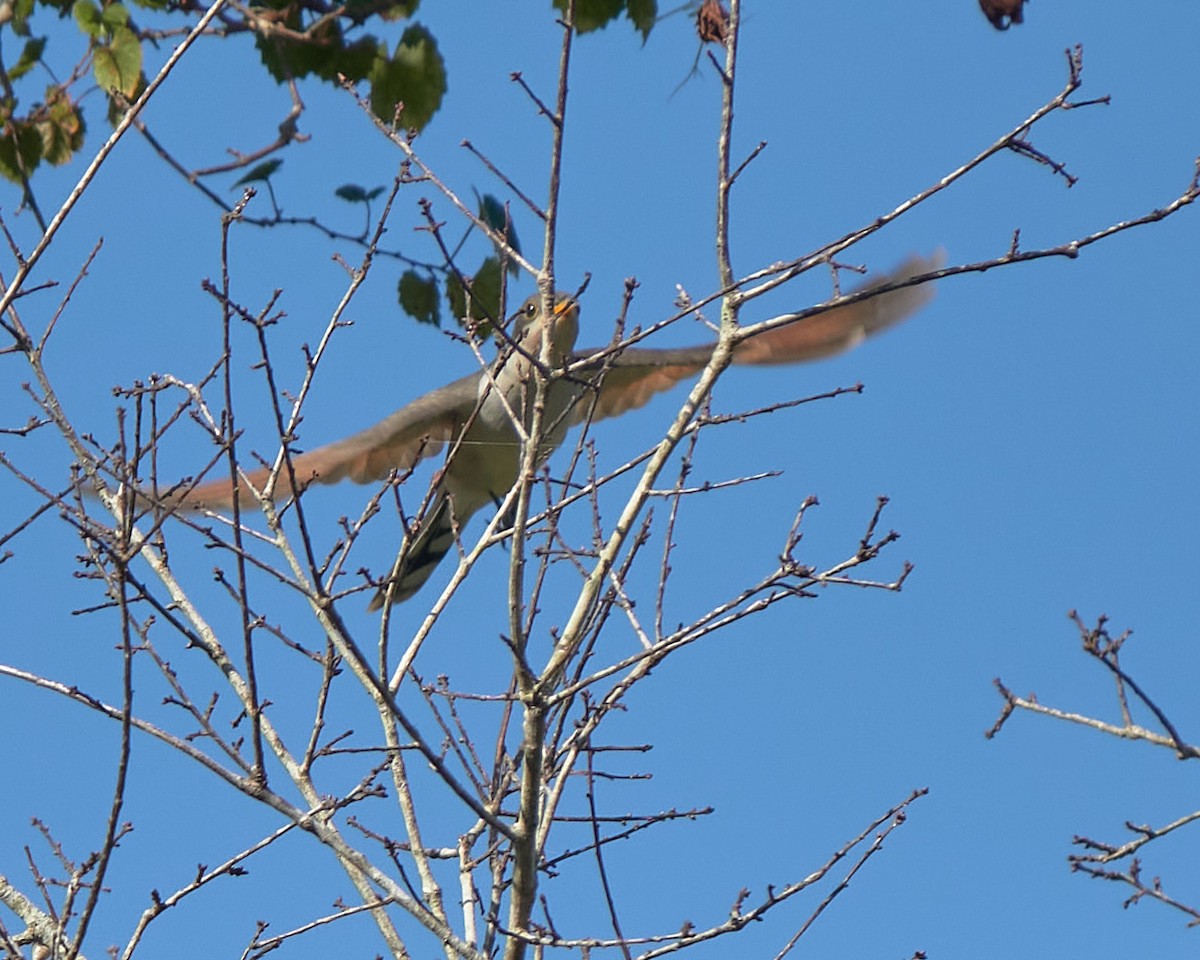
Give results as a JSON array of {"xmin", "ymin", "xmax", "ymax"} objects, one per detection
[
  {"xmin": 180, "ymin": 370, "xmax": 483, "ymax": 509},
  {"xmin": 168, "ymin": 253, "xmax": 939, "ymax": 510},
  {"xmin": 570, "ymin": 252, "xmax": 943, "ymax": 424}
]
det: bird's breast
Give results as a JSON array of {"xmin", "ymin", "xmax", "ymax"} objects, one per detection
[{"xmin": 446, "ymin": 371, "xmax": 578, "ymax": 513}]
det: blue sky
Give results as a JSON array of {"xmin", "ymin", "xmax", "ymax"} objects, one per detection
[{"xmin": 2, "ymin": 1, "xmax": 1199, "ymax": 957}]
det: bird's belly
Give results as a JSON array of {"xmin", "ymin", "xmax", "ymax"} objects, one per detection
[
  {"xmin": 446, "ymin": 379, "xmax": 574, "ymax": 513},
  {"xmin": 446, "ymin": 421, "xmax": 522, "ymax": 512}
]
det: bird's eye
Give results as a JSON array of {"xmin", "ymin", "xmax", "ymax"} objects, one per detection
[{"xmin": 524, "ymin": 301, "xmax": 538, "ymax": 318}]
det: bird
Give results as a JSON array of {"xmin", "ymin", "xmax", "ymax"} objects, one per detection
[{"xmin": 166, "ymin": 253, "xmax": 942, "ymax": 607}]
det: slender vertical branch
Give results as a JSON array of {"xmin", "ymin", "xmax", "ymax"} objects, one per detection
[
  {"xmin": 504, "ymin": 6, "xmax": 577, "ymax": 954},
  {"xmin": 538, "ymin": 0, "xmax": 575, "ymax": 299},
  {"xmin": 540, "ymin": 1, "xmax": 743, "ymax": 698},
  {"xmin": 64, "ymin": 560, "xmax": 135, "ymax": 960},
  {"xmin": 216, "ymin": 195, "xmax": 267, "ymax": 784},
  {"xmin": 714, "ymin": 0, "xmax": 740, "ymax": 297}
]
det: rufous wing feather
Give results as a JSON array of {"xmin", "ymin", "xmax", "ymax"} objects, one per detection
[
  {"xmin": 570, "ymin": 252, "xmax": 943, "ymax": 424},
  {"xmin": 179, "ymin": 371, "xmax": 482, "ymax": 509}
]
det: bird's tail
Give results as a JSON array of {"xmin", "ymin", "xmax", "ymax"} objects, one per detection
[{"xmin": 368, "ymin": 489, "xmax": 459, "ymax": 610}]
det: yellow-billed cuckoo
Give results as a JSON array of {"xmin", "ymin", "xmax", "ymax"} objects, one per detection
[{"xmin": 172, "ymin": 253, "xmax": 942, "ymax": 606}]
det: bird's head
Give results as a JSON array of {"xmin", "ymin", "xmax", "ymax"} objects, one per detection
[{"xmin": 511, "ymin": 291, "xmax": 580, "ymax": 363}]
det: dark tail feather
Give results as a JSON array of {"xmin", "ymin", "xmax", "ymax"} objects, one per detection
[{"xmin": 369, "ymin": 491, "xmax": 458, "ymax": 610}]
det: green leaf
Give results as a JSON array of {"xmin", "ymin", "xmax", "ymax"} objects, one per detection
[
  {"xmin": 478, "ymin": 193, "xmax": 508, "ymax": 236},
  {"xmin": 37, "ymin": 87, "xmax": 86, "ymax": 165},
  {"xmin": 554, "ymin": 0, "xmax": 656, "ymax": 36},
  {"xmin": 478, "ymin": 193, "xmax": 521, "ymax": 273},
  {"xmin": 9, "ymin": 37, "xmax": 47, "ymax": 80},
  {"xmin": 368, "ymin": 23, "xmax": 446, "ymax": 131},
  {"xmin": 555, "ymin": 0, "xmax": 621, "ymax": 33},
  {"xmin": 93, "ymin": 27, "xmax": 142, "ymax": 96},
  {"xmin": 398, "ymin": 270, "xmax": 440, "ymax": 326},
  {"xmin": 100, "ymin": 3, "xmax": 129, "ymax": 29},
  {"xmin": 335, "ymin": 183, "xmax": 384, "ymax": 203},
  {"xmin": 336, "ymin": 184, "xmax": 369, "ymax": 203},
  {"xmin": 349, "ymin": 0, "xmax": 417, "ymax": 22},
  {"xmin": 233, "ymin": 158, "xmax": 283, "ymax": 188},
  {"xmin": 10, "ymin": 0, "xmax": 36, "ymax": 36},
  {"xmin": 256, "ymin": 15, "xmax": 345, "ymax": 82},
  {"xmin": 330, "ymin": 36, "xmax": 380, "ymax": 83},
  {"xmin": 626, "ymin": 0, "xmax": 656, "ymax": 40},
  {"xmin": 73, "ymin": 0, "xmax": 102, "ymax": 37},
  {"xmin": 105, "ymin": 70, "xmax": 145, "ymax": 124},
  {"xmin": 445, "ymin": 256, "xmax": 502, "ymax": 331},
  {"xmin": 255, "ymin": 16, "xmax": 377, "ymax": 85},
  {"xmin": 0, "ymin": 119, "xmax": 44, "ymax": 183}
]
